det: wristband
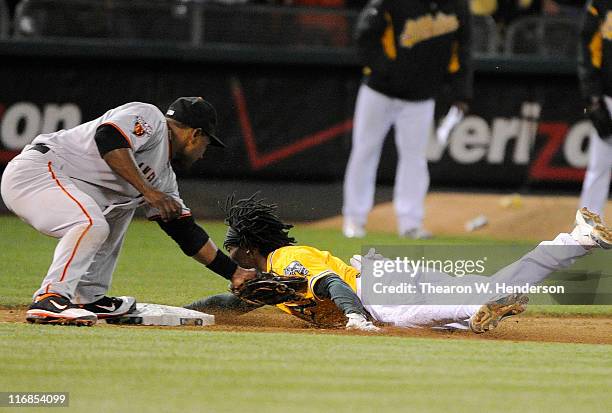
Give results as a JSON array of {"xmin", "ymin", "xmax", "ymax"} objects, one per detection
[{"xmin": 207, "ymin": 250, "xmax": 238, "ymax": 280}]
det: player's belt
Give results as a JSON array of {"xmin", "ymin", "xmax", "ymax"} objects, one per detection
[{"xmin": 28, "ymin": 144, "xmax": 50, "ymax": 154}]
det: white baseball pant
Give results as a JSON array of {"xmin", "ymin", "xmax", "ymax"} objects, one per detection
[
  {"xmin": 1, "ymin": 147, "xmax": 133, "ymax": 303},
  {"xmin": 579, "ymin": 95, "xmax": 612, "ymax": 217},
  {"xmin": 356, "ymin": 233, "xmax": 587, "ymax": 328},
  {"xmin": 343, "ymin": 84, "xmax": 434, "ymax": 233}
]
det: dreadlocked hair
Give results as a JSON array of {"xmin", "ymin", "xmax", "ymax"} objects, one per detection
[{"xmin": 223, "ymin": 193, "xmax": 296, "ymax": 256}]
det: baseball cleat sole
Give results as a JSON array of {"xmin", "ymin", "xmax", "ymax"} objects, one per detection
[
  {"xmin": 469, "ymin": 294, "xmax": 529, "ymax": 334},
  {"xmin": 592, "ymin": 224, "xmax": 612, "ymax": 249},
  {"xmin": 573, "ymin": 208, "xmax": 611, "ymax": 249},
  {"xmin": 26, "ymin": 309, "xmax": 97, "ymax": 326},
  {"xmin": 576, "ymin": 207, "xmax": 604, "ymax": 227}
]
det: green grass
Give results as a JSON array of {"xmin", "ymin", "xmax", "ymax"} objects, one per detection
[
  {"xmin": 1, "ymin": 323, "xmax": 611, "ymax": 413},
  {"xmin": 1, "ymin": 216, "xmax": 611, "ymax": 412},
  {"xmin": 0, "ymin": 216, "xmax": 609, "ymax": 315},
  {"xmin": 0, "ymin": 215, "xmax": 510, "ymax": 307}
]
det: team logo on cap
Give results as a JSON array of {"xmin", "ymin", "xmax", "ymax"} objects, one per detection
[{"xmin": 133, "ymin": 116, "xmax": 152, "ymax": 137}]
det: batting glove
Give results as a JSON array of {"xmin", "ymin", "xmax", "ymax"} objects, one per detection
[
  {"xmin": 346, "ymin": 313, "xmax": 380, "ymax": 332},
  {"xmin": 350, "ymin": 248, "xmax": 385, "ymax": 272},
  {"xmin": 587, "ymin": 96, "xmax": 612, "ymax": 139}
]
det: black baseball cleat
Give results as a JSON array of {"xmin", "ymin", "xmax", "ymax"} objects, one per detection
[
  {"xmin": 80, "ymin": 296, "xmax": 136, "ymax": 319},
  {"xmin": 26, "ymin": 293, "xmax": 97, "ymax": 326}
]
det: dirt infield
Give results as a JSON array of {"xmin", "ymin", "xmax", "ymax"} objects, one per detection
[
  {"xmin": 2, "ymin": 307, "xmax": 610, "ymax": 345},
  {"xmin": 310, "ymin": 192, "xmax": 612, "ymax": 241}
]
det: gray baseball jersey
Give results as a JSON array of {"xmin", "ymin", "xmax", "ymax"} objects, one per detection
[{"xmin": 31, "ymin": 102, "xmax": 189, "ymax": 218}]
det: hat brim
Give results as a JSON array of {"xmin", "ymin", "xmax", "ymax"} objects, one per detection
[{"xmin": 208, "ymin": 133, "xmax": 226, "ymax": 148}]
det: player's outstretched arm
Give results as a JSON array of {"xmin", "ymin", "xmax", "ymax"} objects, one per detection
[
  {"xmin": 185, "ymin": 293, "xmax": 261, "ymax": 316},
  {"xmin": 156, "ymin": 219, "xmax": 257, "ymax": 287},
  {"xmin": 313, "ymin": 275, "xmax": 380, "ymax": 332}
]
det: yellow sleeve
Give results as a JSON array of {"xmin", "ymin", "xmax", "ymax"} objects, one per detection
[{"xmin": 269, "ymin": 246, "xmax": 357, "ymax": 301}]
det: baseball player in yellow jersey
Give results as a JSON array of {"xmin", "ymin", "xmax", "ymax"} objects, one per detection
[
  {"xmin": 187, "ymin": 194, "xmax": 612, "ymax": 333},
  {"xmin": 263, "ymin": 245, "xmax": 365, "ymax": 328},
  {"xmin": 187, "ymin": 194, "xmax": 378, "ymax": 330}
]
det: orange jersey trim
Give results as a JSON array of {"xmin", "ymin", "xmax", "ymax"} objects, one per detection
[
  {"xmin": 100, "ymin": 122, "xmax": 133, "ymax": 148},
  {"xmin": 47, "ymin": 162, "xmax": 94, "ymax": 283},
  {"xmin": 35, "ymin": 292, "xmax": 62, "ymax": 301}
]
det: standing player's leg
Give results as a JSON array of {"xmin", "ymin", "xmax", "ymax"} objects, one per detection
[
  {"xmin": 393, "ymin": 99, "xmax": 435, "ymax": 237},
  {"xmin": 342, "ymin": 84, "xmax": 395, "ymax": 238},
  {"xmin": 579, "ymin": 126, "xmax": 612, "ymax": 217},
  {"xmin": 1, "ymin": 150, "xmax": 109, "ymax": 324},
  {"xmin": 74, "ymin": 207, "xmax": 136, "ymax": 318}
]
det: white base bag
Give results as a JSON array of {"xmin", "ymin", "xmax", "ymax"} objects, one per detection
[{"xmin": 105, "ymin": 303, "xmax": 215, "ymax": 327}]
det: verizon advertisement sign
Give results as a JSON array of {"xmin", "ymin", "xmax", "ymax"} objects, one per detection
[
  {"xmin": 0, "ymin": 62, "xmax": 597, "ymax": 189},
  {"xmin": 0, "ymin": 98, "xmax": 592, "ymax": 185},
  {"xmin": 426, "ymin": 102, "xmax": 591, "ymax": 184},
  {"xmin": 0, "ymin": 102, "xmax": 81, "ymax": 150}
]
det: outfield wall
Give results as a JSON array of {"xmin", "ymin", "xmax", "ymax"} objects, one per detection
[{"xmin": 0, "ymin": 40, "xmax": 599, "ymax": 193}]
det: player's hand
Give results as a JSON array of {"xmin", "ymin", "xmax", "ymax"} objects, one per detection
[
  {"xmin": 587, "ymin": 96, "xmax": 612, "ymax": 138},
  {"xmin": 142, "ymin": 188, "xmax": 181, "ymax": 221},
  {"xmin": 350, "ymin": 248, "xmax": 385, "ymax": 271},
  {"xmin": 453, "ymin": 100, "xmax": 469, "ymax": 114},
  {"xmin": 587, "ymin": 95, "xmax": 604, "ymax": 113},
  {"xmin": 345, "ymin": 313, "xmax": 380, "ymax": 332},
  {"xmin": 230, "ymin": 267, "xmax": 258, "ymax": 290}
]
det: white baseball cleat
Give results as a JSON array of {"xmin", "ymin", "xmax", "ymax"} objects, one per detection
[
  {"xmin": 400, "ymin": 228, "xmax": 433, "ymax": 240},
  {"xmin": 469, "ymin": 294, "xmax": 529, "ymax": 334},
  {"xmin": 343, "ymin": 220, "xmax": 366, "ymax": 239},
  {"xmin": 571, "ymin": 208, "xmax": 611, "ymax": 250}
]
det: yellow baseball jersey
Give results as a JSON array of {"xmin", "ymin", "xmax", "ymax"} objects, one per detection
[{"xmin": 266, "ymin": 245, "xmax": 360, "ymax": 327}]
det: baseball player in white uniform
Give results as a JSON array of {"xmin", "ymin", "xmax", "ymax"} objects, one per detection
[
  {"xmin": 578, "ymin": 1, "xmax": 612, "ymax": 217},
  {"xmin": 342, "ymin": 0, "xmax": 473, "ymax": 238},
  {"xmin": 1, "ymin": 97, "xmax": 256, "ymax": 326},
  {"xmin": 580, "ymin": 120, "xmax": 612, "ymax": 217}
]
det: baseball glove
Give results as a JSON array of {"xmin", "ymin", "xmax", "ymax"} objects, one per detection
[
  {"xmin": 587, "ymin": 97, "xmax": 612, "ymax": 139},
  {"xmin": 231, "ymin": 271, "xmax": 308, "ymax": 306}
]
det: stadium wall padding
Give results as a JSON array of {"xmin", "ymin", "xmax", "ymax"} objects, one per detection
[{"xmin": 0, "ymin": 41, "xmax": 600, "ymax": 191}]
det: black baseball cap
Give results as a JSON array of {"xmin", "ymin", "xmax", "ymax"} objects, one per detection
[{"xmin": 166, "ymin": 97, "xmax": 225, "ymax": 147}]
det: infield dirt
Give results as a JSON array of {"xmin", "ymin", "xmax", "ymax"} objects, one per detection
[
  {"xmin": 3, "ymin": 193, "xmax": 611, "ymax": 346},
  {"xmin": 2, "ymin": 307, "xmax": 611, "ymax": 345},
  {"xmin": 310, "ymin": 192, "xmax": 612, "ymax": 241}
]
